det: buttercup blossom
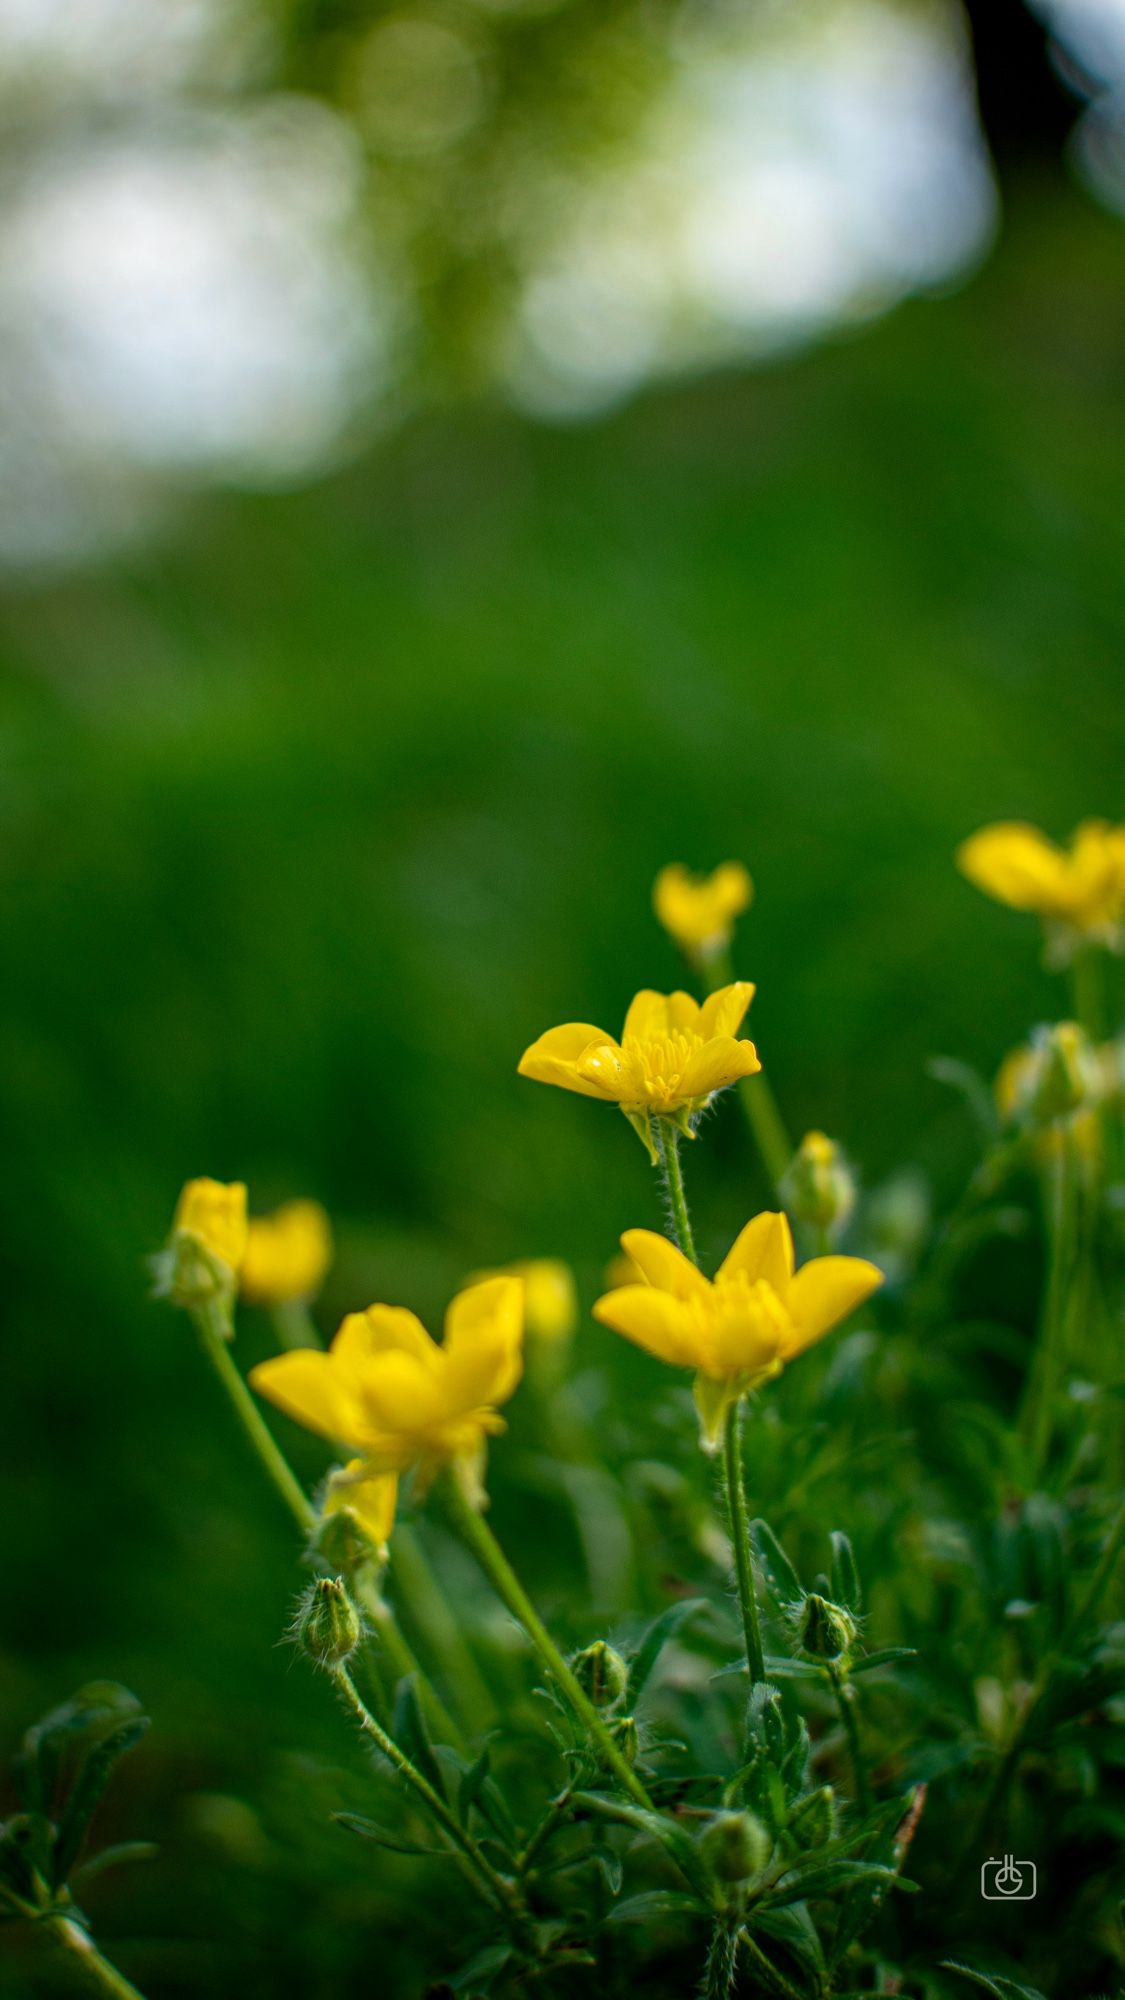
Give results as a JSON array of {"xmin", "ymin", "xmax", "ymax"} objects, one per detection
[
  {"xmin": 594, "ymin": 1214, "xmax": 882, "ymax": 1446},
  {"xmin": 158, "ymin": 1177, "xmax": 248, "ymax": 1311},
  {"xmin": 250, "ymin": 1277, "xmax": 524, "ymax": 1519},
  {"xmin": 957, "ymin": 819, "xmax": 1125, "ymax": 950},
  {"xmin": 240, "ymin": 1199, "xmax": 333, "ymax": 1306},
  {"xmin": 519, "ymin": 985, "xmax": 760, "ymax": 1157},
  {"xmin": 174, "ymin": 1178, "xmax": 248, "ymax": 1274},
  {"xmin": 653, "ymin": 861, "xmax": 753, "ymax": 960}
]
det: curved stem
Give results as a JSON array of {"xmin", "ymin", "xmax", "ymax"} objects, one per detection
[
  {"xmin": 656, "ymin": 1119, "xmax": 697, "ymax": 1262},
  {"xmin": 439, "ymin": 1474, "xmax": 653, "ymax": 1809},
  {"xmin": 40, "ymin": 1917, "xmax": 147, "ymax": 2000},
  {"xmin": 191, "ymin": 1305, "xmax": 462, "ymax": 1747},
  {"xmin": 721, "ymin": 1402, "xmax": 766, "ymax": 1693},
  {"xmin": 331, "ymin": 1667, "xmax": 530, "ymax": 1943},
  {"xmin": 828, "ymin": 1662, "xmax": 870, "ymax": 1815}
]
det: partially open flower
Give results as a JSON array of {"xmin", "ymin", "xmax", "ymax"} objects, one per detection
[
  {"xmin": 240, "ymin": 1199, "xmax": 333, "ymax": 1307},
  {"xmin": 250, "ymin": 1277, "xmax": 525, "ymax": 1522},
  {"xmin": 653, "ymin": 861, "xmax": 753, "ymax": 963},
  {"xmin": 155, "ymin": 1178, "xmax": 248, "ymax": 1314},
  {"xmin": 519, "ymin": 985, "xmax": 760, "ymax": 1160},
  {"xmin": 594, "ymin": 1214, "xmax": 882, "ymax": 1448},
  {"xmin": 957, "ymin": 819, "xmax": 1125, "ymax": 957}
]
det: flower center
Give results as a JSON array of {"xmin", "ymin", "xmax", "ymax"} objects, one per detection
[
  {"xmin": 621, "ymin": 1031, "xmax": 703, "ymax": 1110},
  {"xmin": 695, "ymin": 1273, "xmax": 793, "ymax": 1379}
]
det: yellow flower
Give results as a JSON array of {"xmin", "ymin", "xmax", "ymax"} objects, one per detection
[
  {"xmin": 594, "ymin": 1214, "xmax": 882, "ymax": 1447},
  {"xmin": 174, "ymin": 1178, "xmax": 248, "ymax": 1273},
  {"xmin": 470, "ymin": 1259, "xmax": 577, "ymax": 1344},
  {"xmin": 653, "ymin": 861, "xmax": 753, "ymax": 960},
  {"xmin": 957, "ymin": 819, "xmax": 1125, "ymax": 949},
  {"xmin": 159, "ymin": 1178, "xmax": 248, "ymax": 1311},
  {"xmin": 240, "ymin": 1200, "xmax": 333, "ymax": 1306},
  {"xmin": 518, "ymin": 984, "xmax": 760, "ymax": 1157},
  {"xmin": 321, "ymin": 1459, "xmax": 400, "ymax": 1562},
  {"xmin": 250, "ymin": 1277, "xmax": 524, "ymax": 1512}
]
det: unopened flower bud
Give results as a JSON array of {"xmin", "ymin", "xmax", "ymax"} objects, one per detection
[
  {"xmin": 154, "ymin": 1178, "xmax": 248, "ymax": 1316},
  {"xmin": 788, "ymin": 1785, "xmax": 837, "ymax": 1848},
  {"xmin": 797, "ymin": 1593, "xmax": 857, "ymax": 1663},
  {"xmin": 998, "ymin": 1022, "xmax": 1100, "ymax": 1132},
  {"xmin": 608, "ymin": 1715, "xmax": 638, "ymax": 1766},
  {"xmin": 697, "ymin": 1809, "xmax": 771, "ymax": 1884},
  {"xmin": 571, "ymin": 1640, "xmax": 628, "ymax": 1710},
  {"xmin": 298, "ymin": 1577, "xmax": 361, "ymax": 1669},
  {"xmin": 782, "ymin": 1133, "xmax": 856, "ymax": 1239}
]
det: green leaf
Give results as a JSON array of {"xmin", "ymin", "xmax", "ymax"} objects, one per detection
[
  {"xmin": 849, "ymin": 1647, "xmax": 919, "ymax": 1677},
  {"xmin": 768, "ymin": 1859, "xmax": 904, "ymax": 1908},
  {"xmin": 71, "ymin": 1841, "xmax": 158, "ymax": 1887},
  {"xmin": 458, "ymin": 1745, "xmax": 491, "ymax": 1824},
  {"xmin": 391, "ymin": 1678, "xmax": 447, "ymax": 1802},
  {"xmin": 749, "ymin": 1521, "xmax": 803, "ymax": 1605},
  {"xmin": 605, "ymin": 1889, "xmax": 706, "ymax": 1925},
  {"xmin": 569, "ymin": 1791, "xmax": 713, "ymax": 1899},
  {"xmin": 926, "ymin": 1057, "xmax": 999, "ymax": 1140},
  {"xmin": 829, "ymin": 1533, "xmax": 861, "ymax": 1612},
  {"xmin": 18, "ymin": 1684, "xmax": 143, "ymax": 1819},
  {"xmin": 54, "ymin": 1717, "xmax": 149, "ymax": 1882},
  {"xmin": 445, "ymin": 1942, "xmax": 515, "ymax": 1993},
  {"xmin": 625, "ymin": 1598, "xmax": 709, "ymax": 1707},
  {"xmin": 332, "ymin": 1812, "xmax": 450, "ymax": 1858}
]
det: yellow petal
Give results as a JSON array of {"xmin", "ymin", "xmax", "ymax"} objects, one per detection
[
  {"xmin": 783, "ymin": 1256, "xmax": 884, "ymax": 1356},
  {"xmin": 332, "ymin": 1306, "xmax": 439, "ymax": 1377},
  {"xmin": 699, "ymin": 981, "xmax": 756, "ymax": 1040},
  {"xmin": 519, "ymin": 1023, "xmax": 620, "ymax": 1098},
  {"xmin": 680, "ymin": 1034, "xmax": 761, "ymax": 1099},
  {"xmin": 443, "ymin": 1277, "xmax": 524, "ymax": 1407},
  {"xmin": 249, "ymin": 1350, "xmax": 365, "ymax": 1446},
  {"xmin": 324, "ymin": 1465, "xmax": 399, "ymax": 1549},
  {"xmin": 575, "ymin": 1042, "xmax": 630, "ymax": 1101},
  {"xmin": 717, "ymin": 1211, "xmax": 795, "ymax": 1292},
  {"xmin": 592, "ymin": 1285, "xmax": 702, "ymax": 1368},
  {"xmin": 359, "ymin": 1350, "xmax": 446, "ymax": 1434},
  {"xmin": 956, "ymin": 823, "xmax": 1066, "ymax": 913},
  {"xmin": 619, "ymin": 1227, "xmax": 709, "ymax": 1300},
  {"xmin": 622, "ymin": 989, "xmax": 701, "ymax": 1041},
  {"xmin": 173, "ymin": 1178, "xmax": 248, "ymax": 1272}
]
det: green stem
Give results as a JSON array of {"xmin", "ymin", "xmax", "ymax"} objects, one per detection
[
  {"xmin": 439, "ymin": 1474, "xmax": 654, "ymax": 1809},
  {"xmin": 389, "ymin": 1527, "xmax": 496, "ymax": 1732},
  {"xmin": 270, "ymin": 1299, "xmax": 323, "ymax": 1350},
  {"xmin": 721, "ymin": 1402, "xmax": 766, "ymax": 1693},
  {"xmin": 192, "ymin": 1304, "xmax": 462, "ymax": 1747},
  {"xmin": 736, "ymin": 1927, "xmax": 806, "ymax": 2000},
  {"xmin": 1070, "ymin": 944, "xmax": 1105, "ymax": 1042},
  {"xmin": 1023, "ymin": 1132, "xmax": 1080, "ymax": 1478},
  {"xmin": 516, "ymin": 1788, "xmax": 573, "ymax": 1876},
  {"xmin": 40, "ymin": 1917, "xmax": 147, "ymax": 2000},
  {"xmin": 655, "ymin": 1119, "xmax": 697, "ymax": 1262},
  {"xmin": 194, "ymin": 1305, "xmax": 315, "ymax": 1530},
  {"xmin": 331, "ymin": 1667, "xmax": 530, "ymax": 1942},
  {"xmin": 828, "ymin": 1663, "xmax": 870, "ymax": 1815}
]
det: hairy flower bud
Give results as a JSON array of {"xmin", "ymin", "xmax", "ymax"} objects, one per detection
[
  {"xmin": 154, "ymin": 1178, "xmax": 248, "ymax": 1319},
  {"xmin": 608, "ymin": 1715, "xmax": 638, "ymax": 1766},
  {"xmin": 571, "ymin": 1640, "xmax": 628, "ymax": 1710},
  {"xmin": 999, "ymin": 1022, "xmax": 1100, "ymax": 1132},
  {"xmin": 782, "ymin": 1132, "xmax": 856, "ymax": 1238},
  {"xmin": 797, "ymin": 1593, "xmax": 857, "ymax": 1663},
  {"xmin": 298, "ymin": 1577, "xmax": 361, "ymax": 1669},
  {"xmin": 697, "ymin": 1809, "xmax": 771, "ymax": 1884}
]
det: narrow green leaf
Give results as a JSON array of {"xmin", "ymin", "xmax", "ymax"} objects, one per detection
[
  {"xmin": 848, "ymin": 1647, "xmax": 919, "ymax": 1677},
  {"xmin": 333, "ymin": 1812, "xmax": 450, "ymax": 1858},
  {"xmin": 55, "ymin": 1718, "xmax": 149, "ymax": 1882},
  {"xmin": 605, "ymin": 1889, "xmax": 706, "ymax": 1925},
  {"xmin": 750, "ymin": 1520, "xmax": 803, "ymax": 1604},
  {"xmin": 625, "ymin": 1598, "xmax": 709, "ymax": 1707},
  {"xmin": 391, "ymin": 1678, "xmax": 447, "ymax": 1802},
  {"xmin": 940, "ymin": 1962, "xmax": 1049, "ymax": 2000},
  {"xmin": 829, "ymin": 1532, "xmax": 861, "ymax": 1613},
  {"xmin": 458, "ymin": 1745, "xmax": 491, "ymax": 1824}
]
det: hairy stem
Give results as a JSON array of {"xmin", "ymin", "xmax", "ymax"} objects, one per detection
[
  {"xmin": 40, "ymin": 1917, "xmax": 148, "ymax": 2000},
  {"xmin": 828, "ymin": 1662, "xmax": 870, "ymax": 1815},
  {"xmin": 655, "ymin": 1118, "xmax": 697, "ymax": 1262},
  {"xmin": 721, "ymin": 1402, "xmax": 766, "ymax": 1694},
  {"xmin": 440, "ymin": 1473, "xmax": 653, "ymax": 1809}
]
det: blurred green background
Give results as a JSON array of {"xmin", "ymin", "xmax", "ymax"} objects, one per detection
[{"xmin": 2, "ymin": 0, "xmax": 1125, "ymax": 1990}]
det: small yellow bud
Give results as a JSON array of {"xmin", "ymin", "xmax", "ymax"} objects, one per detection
[
  {"xmin": 155, "ymin": 1178, "xmax": 247, "ymax": 1314},
  {"xmin": 240, "ymin": 1200, "xmax": 333, "ymax": 1307},
  {"xmin": 469, "ymin": 1259, "xmax": 576, "ymax": 1345},
  {"xmin": 571, "ymin": 1640, "xmax": 628, "ymax": 1710},
  {"xmin": 697, "ymin": 1809, "xmax": 771, "ymax": 1884},
  {"xmin": 297, "ymin": 1576, "xmax": 361, "ymax": 1669},
  {"xmin": 781, "ymin": 1132, "xmax": 856, "ymax": 1239},
  {"xmin": 797, "ymin": 1593, "xmax": 857, "ymax": 1663}
]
